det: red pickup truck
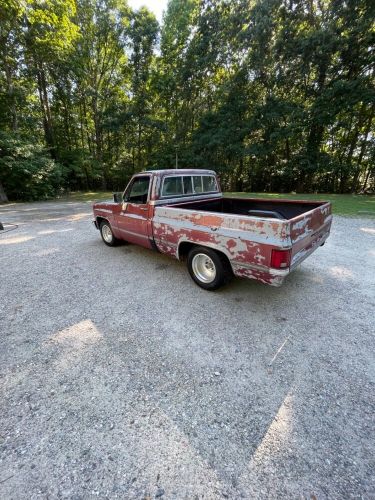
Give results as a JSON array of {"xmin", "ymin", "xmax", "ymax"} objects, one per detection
[{"xmin": 93, "ymin": 169, "xmax": 332, "ymax": 290}]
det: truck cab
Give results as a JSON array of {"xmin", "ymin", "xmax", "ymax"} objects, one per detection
[{"xmin": 94, "ymin": 170, "xmax": 220, "ymax": 249}]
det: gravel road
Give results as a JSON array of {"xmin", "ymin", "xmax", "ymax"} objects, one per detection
[{"xmin": 0, "ymin": 200, "xmax": 374, "ymax": 499}]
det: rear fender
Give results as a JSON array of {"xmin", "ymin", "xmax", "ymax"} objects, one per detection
[{"xmin": 177, "ymin": 238, "xmax": 233, "ymax": 266}]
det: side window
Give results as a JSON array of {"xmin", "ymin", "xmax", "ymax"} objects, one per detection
[
  {"xmin": 202, "ymin": 175, "xmax": 217, "ymax": 192},
  {"xmin": 182, "ymin": 176, "xmax": 193, "ymax": 194},
  {"xmin": 162, "ymin": 177, "xmax": 183, "ymax": 196},
  {"xmin": 125, "ymin": 176, "xmax": 150, "ymax": 204},
  {"xmin": 193, "ymin": 176, "xmax": 203, "ymax": 193}
]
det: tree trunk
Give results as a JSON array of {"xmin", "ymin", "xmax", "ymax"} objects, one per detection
[
  {"xmin": 285, "ymin": 138, "xmax": 290, "ymax": 163},
  {"xmin": 92, "ymin": 94, "xmax": 106, "ymax": 189},
  {"xmin": 352, "ymin": 106, "xmax": 374, "ymax": 192},
  {"xmin": 0, "ymin": 182, "xmax": 9, "ymax": 203},
  {"xmin": 235, "ymin": 157, "xmax": 244, "ymax": 191},
  {"xmin": 362, "ymin": 168, "xmax": 371, "ymax": 191},
  {"xmin": 3, "ymin": 50, "xmax": 18, "ymax": 131},
  {"xmin": 36, "ymin": 63, "xmax": 55, "ymax": 157},
  {"xmin": 306, "ymin": 62, "xmax": 327, "ymax": 174},
  {"xmin": 137, "ymin": 122, "xmax": 142, "ymax": 171},
  {"xmin": 82, "ymin": 98, "xmax": 92, "ymax": 154}
]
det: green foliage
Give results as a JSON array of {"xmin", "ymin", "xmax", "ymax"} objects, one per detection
[
  {"xmin": 0, "ymin": 132, "xmax": 66, "ymax": 200},
  {"xmin": 26, "ymin": 0, "xmax": 79, "ymax": 56},
  {"xmin": 0, "ymin": 0, "xmax": 374, "ymax": 201}
]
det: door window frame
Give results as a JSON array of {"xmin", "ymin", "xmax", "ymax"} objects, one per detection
[{"xmin": 123, "ymin": 175, "xmax": 151, "ymax": 204}]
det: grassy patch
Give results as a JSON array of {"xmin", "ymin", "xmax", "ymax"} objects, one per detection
[
  {"xmin": 226, "ymin": 192, "xmax": 375, "ymax": 217},
  {"xmin": 60, "ymin": 191, "xmax": 113, "ymax": 202}
]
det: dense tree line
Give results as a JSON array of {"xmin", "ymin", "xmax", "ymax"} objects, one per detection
[{"xmin": 0, "ymin": 0, "xmax": 374, "ymax": 201}]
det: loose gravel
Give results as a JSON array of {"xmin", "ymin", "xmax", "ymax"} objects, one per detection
[{"xmin": 0, "ymin": 200, "xmax": 374, "ymax": 499}]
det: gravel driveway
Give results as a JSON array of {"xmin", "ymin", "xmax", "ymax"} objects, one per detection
[{"xmin": 0, "ymin": 200, "xmax": 374, "ymax": 499}]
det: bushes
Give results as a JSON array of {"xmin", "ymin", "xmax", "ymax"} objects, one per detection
[{"xmin": 0, "ymin": 132, "xmax": 66, "ymax": 201}]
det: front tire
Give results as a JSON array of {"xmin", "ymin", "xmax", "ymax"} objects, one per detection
[
  {"xmin": 100, "ymin": 220, "xmax": 119, "ymax": 247},
  {"xmin": 187, "ymin": 246, "xmax": 232, "ymax": 291}
]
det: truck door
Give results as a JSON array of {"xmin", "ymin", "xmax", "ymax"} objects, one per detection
[{"xmin": 115, "ymin": 175, "xmax": 152, "ymax": 248}]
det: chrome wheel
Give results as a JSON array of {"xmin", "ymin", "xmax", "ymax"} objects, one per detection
[
  {"xmin": 101, "ymin": 224, "xmax": 113, "ymax": 244},
  {"xmin": 191, "ymin": 253, "xmax": 216, "ymax": 283}
]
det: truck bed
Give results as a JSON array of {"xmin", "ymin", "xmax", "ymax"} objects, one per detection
[
  {"xmin": 169, "ymin": 196, "xmax": 325, "ymax": 220},
  {"xmin": 153, "ymin": 196, "xmax": 332, "ymax": 286}
]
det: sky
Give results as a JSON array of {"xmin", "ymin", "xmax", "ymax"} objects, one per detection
[{"xmin": 127, "ymin": 0, "xmax": 168, "ymax": 23}]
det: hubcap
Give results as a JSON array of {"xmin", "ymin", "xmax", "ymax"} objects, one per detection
[
  {"xmin": 192, "ymin": 253, "xmax": 216, "ymax": 283},
  {"xmin": 102, "ymin": 224, "xmax": 113, "ymax": 243}
]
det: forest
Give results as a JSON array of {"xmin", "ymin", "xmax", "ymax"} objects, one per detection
[{"xmin": 0, "ymin": 0, "xmax": 374, "ymax": 202}]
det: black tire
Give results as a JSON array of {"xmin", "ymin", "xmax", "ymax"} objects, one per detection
[
  {"xmin": 99, "ymin": 220, "xmax": 119, "ymax": 247},
  {"xmin": 187, "ymin": 246, "xmax": 232, "ymax": 291}
]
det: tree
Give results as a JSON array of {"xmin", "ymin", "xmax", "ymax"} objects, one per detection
[
  {"xmin": 127, "ymin": 7, "xmax": 159, "ymax": 171},
  {"xmin": 25, "ymin": 0, "xmax": 79, "ymax": 157},
  {"xmin": 0, "ymin": 0, "xmax": 374, "ymax": 200}
]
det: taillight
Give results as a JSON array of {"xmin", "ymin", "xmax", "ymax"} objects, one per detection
[{"xmin": 271, "ymin": 249, "xmax": 291, "ymax": 269}]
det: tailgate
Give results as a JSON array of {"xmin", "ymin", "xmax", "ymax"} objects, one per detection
[{"xmin": 290, "ymin": 202, "xmax": 332, "ymax": 268}]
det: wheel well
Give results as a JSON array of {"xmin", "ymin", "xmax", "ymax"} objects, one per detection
[
  {"xmin": 96, "ymin": 216, "xmax": 108, "ymax": 228},
  {"xmin": 178, "ymin": 242, "xmax": 196, "ymax": 261},
  {"xmin": 178, "ymin": 241, "xmax": 232, "ymax": 270}
]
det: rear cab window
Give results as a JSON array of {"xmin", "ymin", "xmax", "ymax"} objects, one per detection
[
  {"xmin": 162, "ymin": 177, "xmax": 183, "ymax": 196},
  {"xmin": 161, "ymin": 174, "xmax": 218, "ymax": 198}
]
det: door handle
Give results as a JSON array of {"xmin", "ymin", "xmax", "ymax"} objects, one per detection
[{"xmin": 139, "ymin": 207, "xmax": 148, "ymax": 211}]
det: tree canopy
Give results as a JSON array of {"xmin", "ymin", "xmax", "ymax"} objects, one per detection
[{"xmin": 0, "ymin": 0, "xmax": 374, "ymax": 201}]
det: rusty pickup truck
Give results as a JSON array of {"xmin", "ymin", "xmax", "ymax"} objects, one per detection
[{"xmin": 93, "ymin": 169, "xmax": 332, "ymax": 290}]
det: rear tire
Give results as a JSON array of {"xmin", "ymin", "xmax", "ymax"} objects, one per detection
[
  {"xmin": 187, "ymin": 246, "xmax": 232, "ymax": 291},
  {"xmin": 100, "ymin": 220, "xmax": 119, "ymax": 247}
]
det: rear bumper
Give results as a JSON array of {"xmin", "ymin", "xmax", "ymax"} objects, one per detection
[{"xmin": 232, "ymin": 262, "xmax": 289, "ymax": 287}]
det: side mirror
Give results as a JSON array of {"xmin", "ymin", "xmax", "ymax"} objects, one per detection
[{"xmin": 113, "ymin": 192, "xmax": 122, "ymax": 203}]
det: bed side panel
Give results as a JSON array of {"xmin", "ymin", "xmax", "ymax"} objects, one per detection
[{"xmin": 152, "ymin": 206, "xmax": 290, "ymax": 269}]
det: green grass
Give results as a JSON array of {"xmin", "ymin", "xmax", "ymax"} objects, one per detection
[
  {"xmin": 63, "ymin": 190, "xmax": 375, "ymax": 217},
  {"xmin": 60, "ymin": 191, "xmax": 113, "ymax": 202},
  {"xmin": 226, "ymin": 192, "xmax": 375, "ymax": 217}
]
